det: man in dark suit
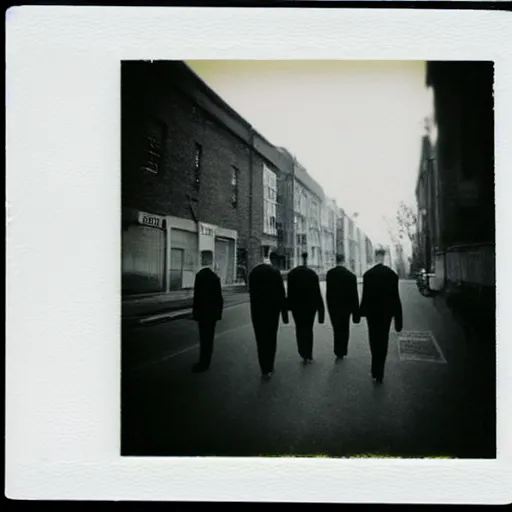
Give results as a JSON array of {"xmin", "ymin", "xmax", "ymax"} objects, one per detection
[
  {"xmin": 191, "ymin": 250, "xmax": 224, "ymax": 373},
  {"xmin": 248, "ymin": 248, "xmax": 289, "ymax": 379},
  {"xmin": 359, "ymin": 247, "xmax": 403, "ymax": 383},
  {"xmin": 326, "ymin": 253, "xmax": 360, "ymax": 360},
  {"xmin": 287, "ymin": 252, "xmax": 325, "ymax": 364}
]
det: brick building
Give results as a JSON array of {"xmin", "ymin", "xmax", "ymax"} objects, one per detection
[{"xmin": 122, "ymin": 61, "xmax": 288, "ymax": 295}]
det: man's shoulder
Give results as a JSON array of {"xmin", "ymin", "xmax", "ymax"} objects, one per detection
[
  {"xmin": 341, "ymin": 266, "xmax": 356, "ymax": 278},
  {"xmin": 363, "ymin": 266, "xmax": 376, "ymax": 277},
  {"xmin": 289, "ymin": 266, "xmax": 315, "ymax": 280},
  {"xmin": 381, "ymin": 265, "xmax": 398, "ymax": 278},
  {"xmin": 364, "ymin": 264, "xmax": 397, "ymax": 280},
  {"xmin": 250, "ymin": 264, "xmax": 265, "ymax": 278},
  {"xmin": 327, "ymin": 266, "xmax": 348, "ymax": 278}
]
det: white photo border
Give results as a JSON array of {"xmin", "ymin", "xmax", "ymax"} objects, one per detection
[{"xmin": 6, "ymin": 5, "xmax": 512, "ymax": 503}]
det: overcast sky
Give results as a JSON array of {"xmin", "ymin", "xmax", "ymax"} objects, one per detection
[{"xmin": 187, "ymin": 60, "xmax": 433, "ymax": 252}]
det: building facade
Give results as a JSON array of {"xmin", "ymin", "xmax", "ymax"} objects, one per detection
[
  {"xmin": 365, "ymin": 236, "xmax": 374, "ymax": 269},
  {"xmin": 336, "ymin": 207, "xmax": 346, "ymax": 261},
  {"xmin": 320, "ymin": 197, "xmax": 337, "ymax": 276},
  {"xmin": 122, "ymin": 60, "xmax": 377, "ymax": 293},
  {"xmin": 345, "ymin": 215, "xmax": 357, "ymax": 274},
  {"xmin": 292, "ymin": 160, "xmax": 325, "ymax": 272},
  {"xmin": 415, "ymin": 132, "xmax": 438, "ymax": 276},
  {"xmin": 122, "ymin": 61, "xmax": 289, "ymax": 295},
  {"xmin": 274, "ymin": 147, "xmax": 296, "ymax": 271},
  {"xmin": 420, "ymin": 61, "xmax": 495, "ymax": 320}
]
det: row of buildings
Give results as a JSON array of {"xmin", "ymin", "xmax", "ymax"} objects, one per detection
[
  {"xmin": 122, "ymin": 60, "xmax": 376, "ymax": 296},
  {"xmin": 415, "ymin": 61, "xmax": 495, "ymax": 332}
]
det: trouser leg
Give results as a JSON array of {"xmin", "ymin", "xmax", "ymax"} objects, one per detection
[{"xmin": 198, "ymin": 321, "xmax": 216, "ymax": 367}]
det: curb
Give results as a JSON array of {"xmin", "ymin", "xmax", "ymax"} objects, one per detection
[
  {"xmin": 140, "ymin": 308, "xmax": 193, "ymax": 325},
  {"xmin": 124, "ymin": 297, "xmax": 249, "ymax": 328}
]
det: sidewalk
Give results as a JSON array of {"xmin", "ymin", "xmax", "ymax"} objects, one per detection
[
  {"xmin": 123, "ymin": 277, "xmax": 365, "ymax": 327},
  {"xmin": 122, "ymin": 283, "xmax": 249, "ymax": 326}
]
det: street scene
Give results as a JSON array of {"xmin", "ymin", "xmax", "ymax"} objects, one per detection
[{"xmin": 121, "ymin": 60, "xmax": 495, "ymax": 459}]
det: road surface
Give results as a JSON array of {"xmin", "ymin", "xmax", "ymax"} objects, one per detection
[{"xmin": 121, "ymin": 280, "xmax": 495, "ymax": 458}]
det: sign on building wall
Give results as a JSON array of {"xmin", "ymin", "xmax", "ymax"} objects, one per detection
[
  {"xmin": 138, "ymin": 211, "xmax": 165, "ymax": 229},
  {"xmin": 199, "ymin": 222, "xmax": 216, "ymax": 252}
]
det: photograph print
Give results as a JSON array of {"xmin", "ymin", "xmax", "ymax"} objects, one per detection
[{"xmin": 121, "ymin": 59, "xmax": 495, "ymax": 459}]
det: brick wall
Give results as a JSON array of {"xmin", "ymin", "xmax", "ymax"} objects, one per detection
[{"xmin": 122, "ymin": 61, "xmax": 264, "ymax": 270}]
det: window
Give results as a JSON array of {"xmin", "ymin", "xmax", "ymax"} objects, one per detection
[
  {"xmin": 263, "ymin": 164, "xmax": 278, "ymax": 236},
  {"xmin": 141, "ymin": 119, "xmax": 166, "ymax": 174},
  {"xmin": 194, "ymin": 143, "xmax": 202, "ymax": 190},
  {"xmin": 231, "ymin": 167, "xmax": 239, "ymax": 207}
]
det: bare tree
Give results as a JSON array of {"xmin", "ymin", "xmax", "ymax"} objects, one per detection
[
  {"xmin": 382, "ymin": 202, "xmax": 418, "ymax": 278},
  {"xmin": 394, "ymin": 201, "xmax": 422, "ymax": 276},
  {"xmin": 395, "ymin": 201, "xmax": 417, "ymax": 244}
]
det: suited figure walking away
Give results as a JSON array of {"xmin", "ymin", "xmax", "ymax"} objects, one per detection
[
  {"xmin": 191, "ymin": 250, "xmax": 224, "ymax": 373},
  {"xmin": 287, "ymin": 252, "xmax": 325, "ymax": 364},
  {"xmin": 326, "ymin": 253, "xmax": 360, "ymax": 359},
  {"xmin": 359, "ymin": 247, "xmax": 403, "ymax": 383},
  {"xmin": 248, "ymin": 249, "xmax": 288, "ymax": 379}
]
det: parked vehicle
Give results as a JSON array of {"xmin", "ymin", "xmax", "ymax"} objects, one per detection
[{"xmin": 416, "ymin": 268, "xmax": 431, "ymax": 297}]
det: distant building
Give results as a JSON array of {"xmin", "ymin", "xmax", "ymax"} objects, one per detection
[
  {"xmin": 345, "ymin": 216, "xmax": 357, "ymax": 274},
  {"xmin": 392, "ymin": 243, "xmax": 407, "ymax": 278},
  {"xmin": 292, "ymin": 159, "xmax": 324, "ymax": 272},
  {"xmin": 365, "ymin": 236, "xmax": 374, "ymax": 269},
  {"xmin": 336, "ymin": 207, "xmax": 346, "ymax": 261},
  {"xmin": 383, "ymin": 245, "xmax": 393, "ymax": 269},
  {"xmin": 321, "ymin": 197, "xmax": 337, "ymax": 276}
]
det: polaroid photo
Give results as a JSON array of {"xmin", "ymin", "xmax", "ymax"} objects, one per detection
[{"xmin": 5, "ymin": 5, "xmax": 512, "ymax": 504}]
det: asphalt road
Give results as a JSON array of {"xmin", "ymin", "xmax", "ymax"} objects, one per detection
[{"xmin": 121, "ymin": 280, "xmax": 496, "ymax": 458}]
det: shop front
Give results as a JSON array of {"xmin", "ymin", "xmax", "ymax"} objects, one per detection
[
  {"xmin": 168, "ymin": 217, "xmax": 237, "ymax": 289},
  {"xmin": 122, "ymin": 209, "xmax": 167, "ymax": 295}
]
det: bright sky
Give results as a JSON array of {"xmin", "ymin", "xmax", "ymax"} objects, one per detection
[{"xmin": 187, "ymin": 60, "xmax": 433, "ymax": 254}]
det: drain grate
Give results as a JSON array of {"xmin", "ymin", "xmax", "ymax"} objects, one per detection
[{"xmin": 397, "ymin": 331, "xmax": 446, "ymax": 363}]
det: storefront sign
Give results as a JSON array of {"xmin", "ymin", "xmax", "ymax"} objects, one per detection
[
  {"xmin": 200, "ymin": 223, "xmax": 214, "ymax": 237},
  {"xmin": 138, "ymin": 211, "xmax": 164, "ymax": 229},
  {"xmin": 199, "ymin": 222, "xmax": 216, "ymax": 252}
]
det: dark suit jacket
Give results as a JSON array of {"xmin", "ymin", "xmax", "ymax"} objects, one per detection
[
  {"xmin": 359, "ymin": 263, "xmax": 403, "ymax": 331},
  {"xmin": 287, "ymin": 265, "xmax": 325, "ymax": 323},
  {"xmin": 248, "ymin": 263, "xmax": 288, "ymax": 323},
  {"xmin": 192, "ymin": 267, "xmax": 223, "ymax": 323},
  {"xmin": 326, "ymin": 265, "xmax": 360, "ymax": 323}
]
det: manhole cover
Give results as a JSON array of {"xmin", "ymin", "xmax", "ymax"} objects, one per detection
[{"xmin": 397, "ymin": 331, "xmax": 446, "ymax": 363}]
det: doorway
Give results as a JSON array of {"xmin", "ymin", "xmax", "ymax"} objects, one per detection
[{"xmin": 169, "ymin": 248, "xmax": 184, "ymax": 290}]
